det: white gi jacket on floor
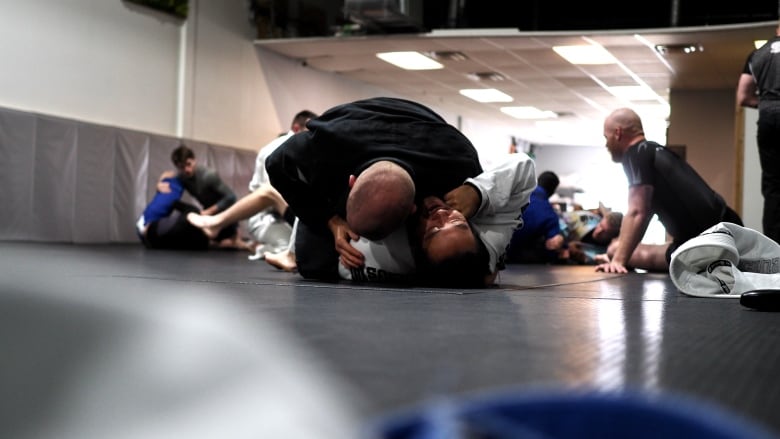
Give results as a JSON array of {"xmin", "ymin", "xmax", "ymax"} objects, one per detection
[
  {"xmin": 339, "ymin": 153, "xmax": 536, "ymax": 282},
  {"xmin": 669, "ymin": 222, "xmax": 780, "ymax": 297}
]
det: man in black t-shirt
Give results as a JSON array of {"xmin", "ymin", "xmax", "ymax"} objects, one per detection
[
  {"xmin": 165, "ymin": 144, "xmax": 252, "ymax": 251},
  {"xmin": 596, "ymin": 108, "xmax": 742, "ymax": 274},
  {"xmin": 737, "ymin": 22, "xmax": 780, "ymax": 244}
]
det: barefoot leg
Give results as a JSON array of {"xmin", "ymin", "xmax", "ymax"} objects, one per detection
[
  {"xmin": 265, "ymin": 249, "xmax": 297, "ymax": 272},
  {"xmin": 186, "ymin": 212, "xmax": 220, "ymax": 240}
]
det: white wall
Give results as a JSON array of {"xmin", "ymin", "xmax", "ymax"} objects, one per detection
[
  {"xmin": 531, "ymin": 142, "xmax": 627, "ymax": 211},
  {"xmin": 254, "ymin": 47, "xmax": 403, "ymax": 135},
  {"xmin": 0, "ymin": 0, "xmax": 180, "ymax": 136},
  {"xmin": 0, "ymin": 0, "xmax": 283, "ymax": 151},
  {"xmin": 183, "ymin": 0, "xmax": 277, "ymax": 150}
]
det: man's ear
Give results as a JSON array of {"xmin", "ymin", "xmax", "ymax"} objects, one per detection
[{"xmin": 348, "ymin": 175, "xmax": 357, "ymax": 188}]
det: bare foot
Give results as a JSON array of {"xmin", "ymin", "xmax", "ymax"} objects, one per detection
[
  {"xmin": 216, "ymin": 237, "xmax": 256, "ymax": 252},
  {"xmin": 265, "ymin": 249, "xmax": 297, "ymax": 272},
  {"xmin": 186, "ymin": 212, "xmax": 219, "ymax": 239}
]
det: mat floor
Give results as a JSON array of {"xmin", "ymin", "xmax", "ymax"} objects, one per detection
[{"xmin": 2, "ymin": 242, "xmax": 778, "ymax": 438}]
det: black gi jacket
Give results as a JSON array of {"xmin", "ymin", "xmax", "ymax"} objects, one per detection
[{"xmin": 266, "ymin": 97, "xmax": 483, "ymax": 233}]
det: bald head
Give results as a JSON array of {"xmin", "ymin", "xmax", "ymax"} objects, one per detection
[
  {"xmin": 603, "ymin": 108, "xmax": 646, "ymax": 162},
  {"xmin": 605, "ymin": 108, "xmax": 644, "ymax": 134},
  {"xmin": 346, "ymin": 161, "xmax": 416, "ymax": 240}
]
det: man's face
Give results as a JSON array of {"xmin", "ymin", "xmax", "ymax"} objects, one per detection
[
  {"xmin": 591, "ymin": 216, "xmax": 617, "ymax": 245},
  {"xmin": 176, "ymin": 157, "xmax": 196, "ymax": 178},
  {"xmin": 415, "ymin": 196, "xmax": 476, "ymax": 263},
  {"xmin": 603, "ymin": 123, "xmax": 622, "ymax": 163}
]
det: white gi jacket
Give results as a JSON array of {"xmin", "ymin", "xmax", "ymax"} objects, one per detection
[
  {"xmin": 247, "ymin": 131, "xmax": 294, "ymax": 249},
  {"xmin": 669, "ymin": 222, "xmax": 780, "ymax": 297}
]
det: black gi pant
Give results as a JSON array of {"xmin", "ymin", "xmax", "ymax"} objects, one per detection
[
  {"xmin": 294, "ymin": 221, "xmax": 340, "ymax": 281},
  {"xmin": 757, "ymin": 104, "xmax": 780, "ymax": 244}
]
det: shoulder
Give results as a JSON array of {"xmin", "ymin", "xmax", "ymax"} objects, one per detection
[
  {"xmin": 200, "ymin": 167, "xmax": 222, "ymax": 182},
  {"xmin": 625, "ymin": 140, "xmax": 657, "ymax": 161},
  {"xmin": 273, "ymin": 131, "xmax": 311, "ymax": 153},
  {"xmin": 261, "ymin": 132, "xmax": 294, "ymax": 154}
]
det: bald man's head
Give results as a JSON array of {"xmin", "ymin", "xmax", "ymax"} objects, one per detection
[
  {"xmin": 346, "ymin": 161, "xmax": 416, "ymax": 241},
  {"xmin": 603, "ymin": 108, "xmax": 646, "ymax": 162},
  {"xmin": 605, "ymin": 108, "xmax": 644, "ymax": 134}
]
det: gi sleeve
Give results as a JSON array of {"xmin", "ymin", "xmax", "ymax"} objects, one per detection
[{"xmin": 465, "ymin": 153, "xmax": 537, "ymax": 273}]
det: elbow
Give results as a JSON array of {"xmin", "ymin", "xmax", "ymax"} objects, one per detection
[{"xmin": 737, "ymin": 96, "xmax": 753, "ymax": 108}]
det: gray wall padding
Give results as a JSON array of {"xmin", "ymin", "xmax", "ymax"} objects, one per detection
[{"xmin": 0, "ymin": 107, "xmax": 256, "ymax": 243}]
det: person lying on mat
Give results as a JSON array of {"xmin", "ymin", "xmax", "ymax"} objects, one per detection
[
  {"xmin": 339, "ymin": 152, "xmax": 536, "ymax": 288},
  {"xmin": 265, "ymin": 97, "xmax": 485, "ymax": 282},
  {"xmin": 188, "ymin": 150, "xmax": 536, "ymax": 287}
]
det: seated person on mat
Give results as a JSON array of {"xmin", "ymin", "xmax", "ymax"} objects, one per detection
[
  {"xmin": 136, "ymin": 175, "xmax": 209, "ymax": 250},
  {"xmin": 165, "ymin": 144, "xmax": 253, "ymax": 252}
]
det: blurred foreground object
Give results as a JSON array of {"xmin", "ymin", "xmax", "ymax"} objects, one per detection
[
  {"xmin": 373, "ymin": 388, "xmax": 776, "ymax": 439},
  {"xmin": 0, "ymin": 264, "xmax": 362, "ymax": 439}
]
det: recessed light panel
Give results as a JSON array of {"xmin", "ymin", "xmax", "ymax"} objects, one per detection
[
  {"xmin": 375, "ymin": 51, "xmax": 443, "ymax": 70},
  {"xmin": 553, "ymin": 45, "xmax": 617, "ymax": 65},
  {"xmin": 460, "ymin": 88, "xmax": 513, "ymax": 103},
  {"xmin": 500, "ymin": 106, "xmax": 558, "ymax": 119}
]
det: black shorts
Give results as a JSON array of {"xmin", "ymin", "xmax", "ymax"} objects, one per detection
[{"xmin": 145, "ymin": 206, "xmax": 209, "ymax": 250}]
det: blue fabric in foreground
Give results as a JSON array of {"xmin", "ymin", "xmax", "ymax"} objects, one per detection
[{"xmin": 374, "ymin": 388, "xmax": 777, "ymax": 439}]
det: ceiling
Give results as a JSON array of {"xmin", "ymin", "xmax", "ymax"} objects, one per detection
[{"xmin": 255, "ymin": 21, "xmax": 776, "ymax": 146}]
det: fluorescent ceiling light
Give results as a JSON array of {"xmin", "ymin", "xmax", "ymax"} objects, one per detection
[
  {"xmin": 607, "ymin": 85, "xmax": 659, "ymax": 101},
  {"xmin": 460, "ymin": 88, "xmax": 513, "ymax": 103},
  {"xmin": 754, "ymin": 39, "xmax": 768, "ymax": 49},
  {"xmin": 500, "ymin": 106, "xmax": 557, "ymax": 119},
  {"xmin": 376, "ymin": 51, "xmax": 443, "ymax": 70},
  {"xmin": 553, "ymin": 44, "xmax": 616, "ymax": 65}
]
